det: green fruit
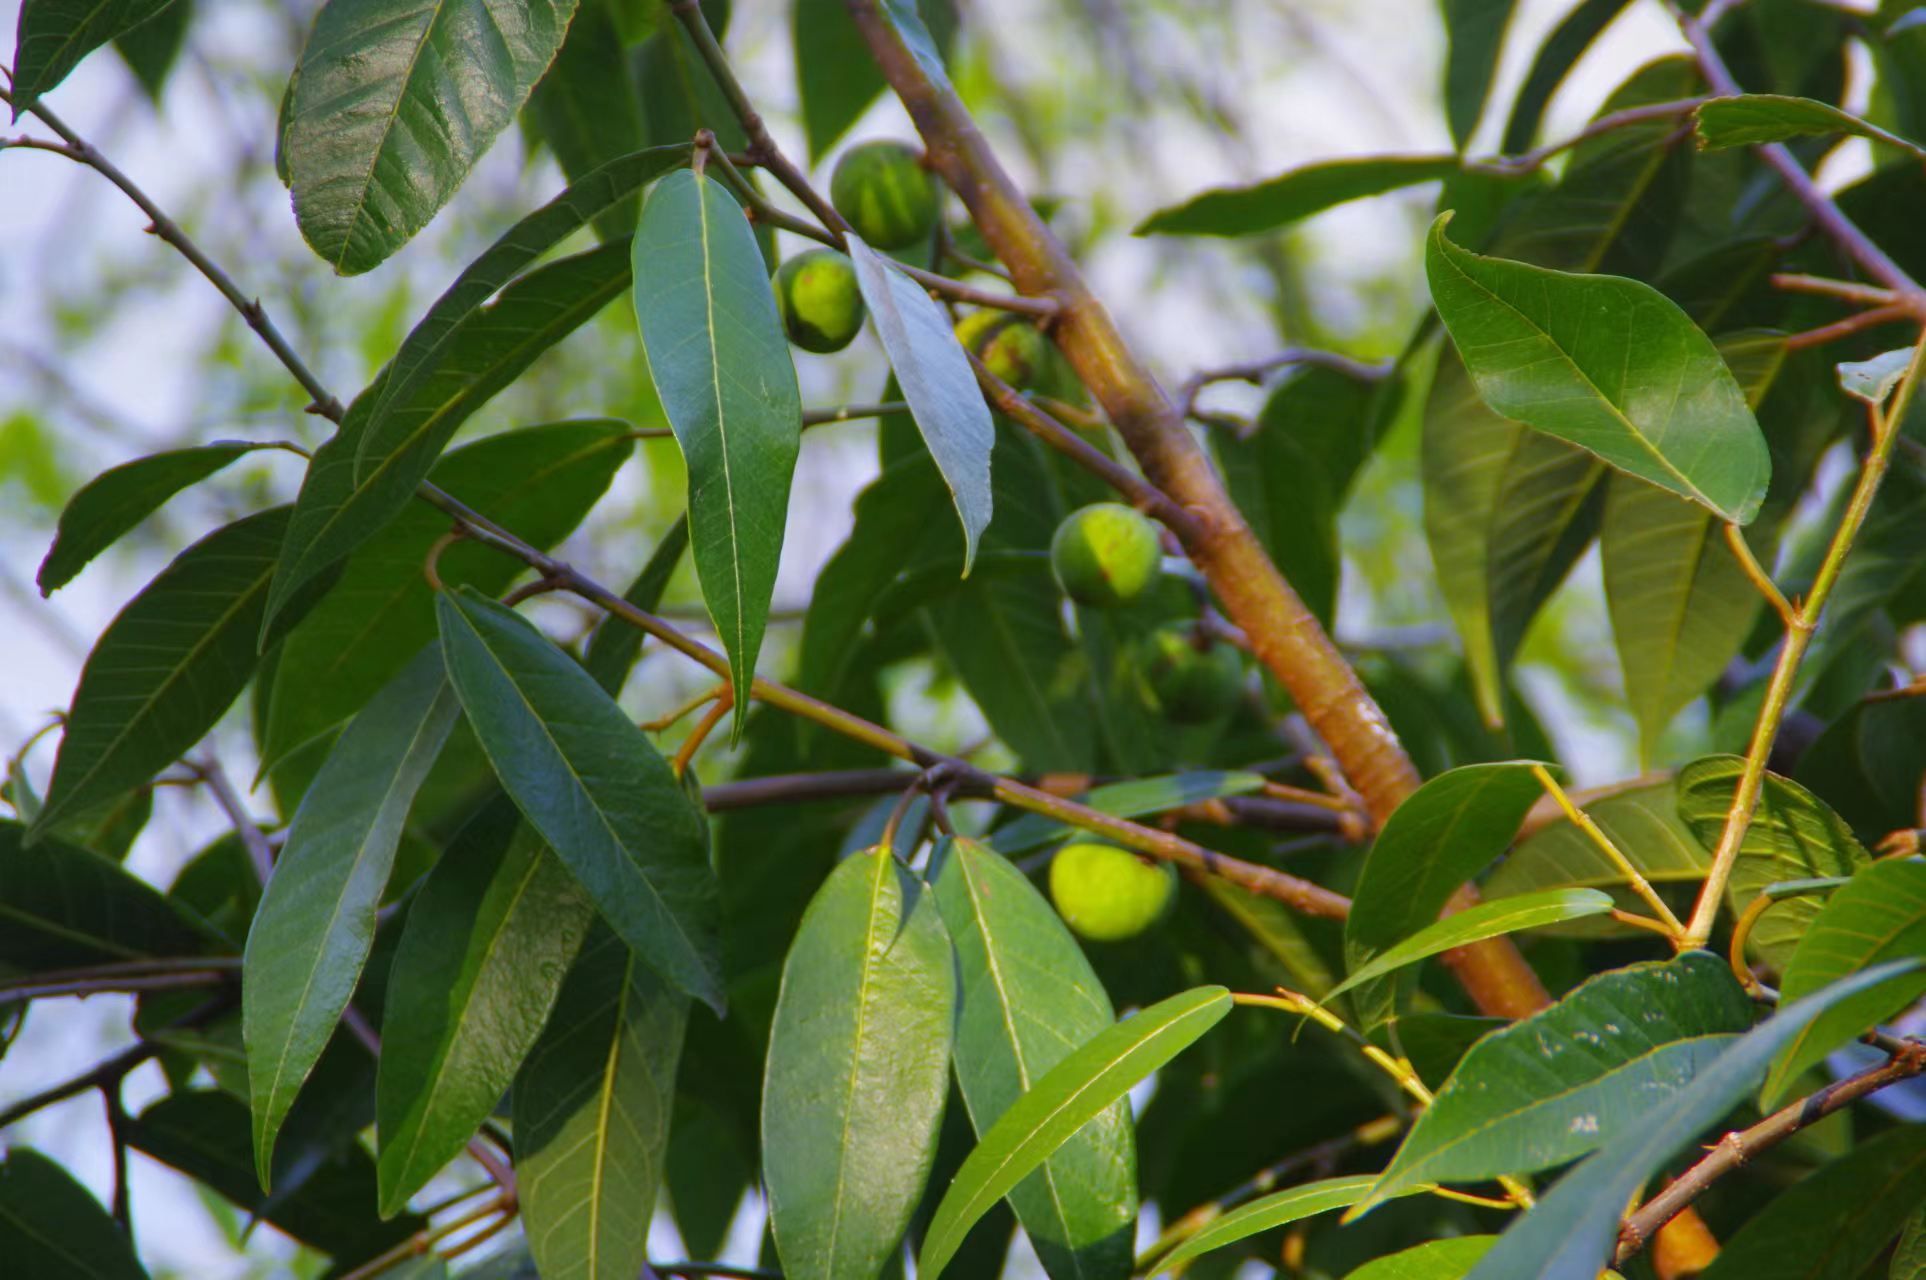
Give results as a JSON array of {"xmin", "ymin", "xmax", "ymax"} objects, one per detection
[
  {"xmin": 830, "ymin": 140, "xmax": 940, "ymax": 249},
  {"xmin": 1141, "ymin": 622, "xmax": 1245, "ymax": 724},
  {"xmin": 954, "ymin": 310, "xmax": 1054, "ymax": 391},
  {"xmin": 774, "ymin": 249, "xmax": 865, "ymax": 354},
  {"xmin": 1048, "ymin": 842, "xmax": 1178, "ymax": 942},
  {"xmin": 1051, "ymin": 503, "xmax": 1163, "ymax": 608}
]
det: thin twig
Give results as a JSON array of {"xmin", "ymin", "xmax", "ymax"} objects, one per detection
[
  {"xmin": 1475, "ymin": 97, "xmax": 1707, "ymax": 175},
  {"xmin": 1178, "ymin": 347, "xmax": 1393, "ymax": 417},
  {"xmin": 1772, "ymin": 274, "xmax": 1902, "ymax": 308},
  {"xmin": 194, "ymin": 755, "xmax": 275, "ymax": 884},
  {"xmin": 801, "ymin": 401, "xmax": 908, "ymax": 426},
  {"xmin": 1531, "ymin": 764, "xmax": 1683, "ymax": 935},
  {"xmin": 0, "ymin": 995, "xmax": 231, "ymax": 1131},
  {"xmin": 1784, "ymin": 302, "xmax": 1912, "ymax": 351},
  {"xmin": 1723, "ymin": 524, "xmax": 1795, "ymax": 626}
]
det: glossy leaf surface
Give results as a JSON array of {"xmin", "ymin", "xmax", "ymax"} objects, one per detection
[{"xmin": 1329, "ymin": 889, "xmax": 1613, "ymax": 1002}]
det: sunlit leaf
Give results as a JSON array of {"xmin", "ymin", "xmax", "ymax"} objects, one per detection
[
  {"xmin": 1353, "ymin": 1236, "xmax": 1498, "ymax": 1280},
  {"xmin": 1329, "ymin": 888, "xmax": 1613, "ymax": 1002}
]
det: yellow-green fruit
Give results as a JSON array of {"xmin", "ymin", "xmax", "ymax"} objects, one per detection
[
  {"xmin": 1051, "ymin": 503, "xmax": 1162, "ymax": 608},
  {"xmin": 774, "ymin": 249, "xmax": 865, "ymax": 354},
  {"xmin": 1141, "ymin": 622, "xmax": 1245, "ymax": 724},
  {"xmin": 954, "ymin": 310, "xmax": 1054, "ymax": 391},
  {"xmin": 830, "ymin": 140, "xmax": 940, "ymax": 249},
  {"xmin": 1048, "ymin": 842, "xmax": 1178, "ymax": 942}
]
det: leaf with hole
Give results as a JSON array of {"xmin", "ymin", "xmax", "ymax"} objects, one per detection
[
  {"xmin": 436, "ymin": 587, "xmax": 723, "ymax": 1011},
  {"xmin": 763, "ymin": 847, "xmax": 957, "ymax": 1280},
  {"xmin": 918, "ymin": 986, "xmax": 1232, "ymax": 1280},
  {"xmin": 282, "ymin": 0, "xmax": 578, "ymax": 273},
  {"xmin": 632, "ymin": 169, "xmax": 801, "ymax": 719},
  {"xmin": 1427, "ymin": 215, "xmax": 1770, "ymax": 523},
  {"xmin": 245, "ymin": 646, "xmax": 460, "ymax": 1186}
]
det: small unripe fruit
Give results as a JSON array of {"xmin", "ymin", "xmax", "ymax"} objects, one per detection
[
  {"xmin": 954, "ymin": 310, "xmax": 1054, "ymax": 391},
  {"xmin": 1141, "ymin": 622, "xmax": 1245, "ymax": 724},
  {"xmin": 774, "ymin": 249, "xmax": 865, "ymax": 354},
  {"xmin": 830, "ymin": 140, "xmax": 940, "ymax": 249},
  {"xmin": 1051, "ymin": 503, "xmax": 1162, "ymax": 609},
  {"xmin": 1048, "ymin": 842, "xmax": 1178, "ymax": 942}
]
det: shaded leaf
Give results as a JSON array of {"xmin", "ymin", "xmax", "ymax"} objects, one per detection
[
  {"xmin": 918, "ymin": 986, "xmax": 1233, "ymax": 1280},
  {"xmin": 581, "ymin": 515, "xmax": 689, "ymax": 696},
  {"xmin": 1695, "ymin": 94, "xmax": 1926, "ymax": 160},
  {"xmin": 1762, "ymin": 859, "xmax": 1926, "ymax": 1107},
  {"xmin": 1146, "ymin": 1175, "xmax": 1378, "ymax": 1277},
  {"xmin": 436, "ymin": 587, "xmax": 723, "ymax": 1010},
  {"xmin": 283, "ymin": 0, "xmax": 578, "ymax": 273},
  {"xmin": 764, "ymin": 848, "xmax": 957, "ymax": 1280},
  {"xmin": 631, "ymin": 169, "xmax": 800, "ymax": 717},
  {"xmin": 1698, "ymin": 1124, "xmax": 1926, "ymax": 1280},
  {"xmin": 1427, "ymin": 215, "xmax": 1770, "ymax": 523},
  {"xmin": 37, "ymin": 442, "xmax": 276, "ymax": 595},
  {"xmin": 111, "ymin": 0, "xmax": 190, "ymax": 101},
  {"xmin": 1484, "ymin": 781, "xmax": 1707, "ymax": 932},
  {"xmin": 245, "ymin": 647, "xmax": 460, "ymax": 1184},
  {"xmin": 934, "ymin": 837, "xmax": 1136, "ymax": 1280},
  {"xmin": 1499, "ymin": 0, "xmax": 1633, "ymax": 152},
  {"xmin": 1676, "ymin": 756, "xmax": 1869, "ymax": 968},
  {"xmin": 1796, "ymin": 694, "xmax": 1926, "ymax": 843},
  {"xmin": 35, "ymin": 506, "xmax": 328, "ymax": 835},
  {"xmin": 266, "ymin": 243, "xmax": 632, "ymax": 635},
  {"xmin": 516, "ymin": 923, "xmax": 688, "ymax": 1280},
  {"xmin": 0, "ymin": 1148, "xmax": 148, "ymax": 1280},
  {"xmin": 795, "ymin": 0, "xmax": 955, "ymax": 160},
  {"xmin": 0, "ymin": 821, "xmax": 207, "ymax": 971},
  {"xmin": 1443, "ymin": 0, "xmax": 1519, "ymax": 146},
  {"xmin": 1364, "ymin": 954, "xmax": 1752, "ymax": 1208},
  {"xmin": 377, "ymin": 812, "xmax": 593, "ymax": 1214},
  {"xmin": 526, "ymin": 2, "xmax": 646, "ymax": 240},
  {"xmin": 1461, "ymin": 962, "xmax": 1921, "ymax": 1280},
  {"xmin": 990, "ymin": 772, "xmax": 1267, "ymax": 855},
  {"xmin": 10, "ymin": 0, "xmax": 178, "ymax": 113},
  {"xmin": 1329, "ymin": 889, "xmax": 1613, "ymax": 1002},
  {"xmin": 1137, "ymin": 155, "xmax": 1465, "ymax": 238},
  {"xmin": 849, "ymin": 237, "xmax": 994, "ymax": 571}
]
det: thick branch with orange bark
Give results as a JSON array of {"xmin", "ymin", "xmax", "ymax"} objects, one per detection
[{"xmin": 843, "ymin": 0, "xmax": 1549, "ymax": 1022}]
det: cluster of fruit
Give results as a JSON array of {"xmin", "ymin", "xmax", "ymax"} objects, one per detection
[{"xmin": 774, "ymin": 139, "xmax": 1251, "ymax": 945}]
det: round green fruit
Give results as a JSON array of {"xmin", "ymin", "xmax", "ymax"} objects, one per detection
[
  {"xmin": 954, "ymin": 310, "xmax": 1054, "ymax": 391},
  {"xmin": 774, "ymin": 249, "xmax": 865, "ymax": 354},
  {"xmin": 1141, "ymin": 622, "xmax": 1245, "ymax": 724},
  {"xmin": 1048, "ymin": 842, "xmax": 1178, "ymax": 942},
  {"xmin": 1051, "ymin": 503, "xmax": 1163, "ymax": 609},
  {"xmin": 830, "ymin": 140, "xmax": 940, "ymax": 249}
]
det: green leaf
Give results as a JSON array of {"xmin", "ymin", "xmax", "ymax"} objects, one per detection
[
  {"xmin": 377, "ymin": 809, "xmax": 593, "ymax": 1214},
  {"xmin": 1363, "ymin": 954, "xmax": 1752, "ymax": 1209},
  {"xmin": 848, "ymin": 237, "xmax": 994, "ymax": 571},
  {"xmin": 581, "ymin": 515, "xmax": 689, "ymax": 696},
  {"xmin": 9, "ymin": 0, "xmax": 178, "ymax": 114},
  {"xmin": 1602, "ymin": 477, "xmax": 1761, "ymax": 760},
  {"xmin": 1698, "ymin": 1124, "xmax": 1926, "ymax": 1280},
  {"xmin": 1428, "ymin": 214, "xmax": 1770, "ymax": 523},
  {"xmin": 933, "ymin": 837, "xmax": 1136, "ymax": 1280},
  {"xmin": 1136, "ymin": 155, "xmax": 1465, "ymax": 238},
  {"xmin": 1796, "ymin": 694, "xmax": 1926, "ymax": 843},
  {"xmin": 111, "ymin": 0, "xmax": 190, "ymax": 101},
  {"xmin": 245, "ymin": 647, "xmax": 460, "ymax": 1185},
  {"xmin": 0, "ymin": 1148, "xmax": 148, "ymax": 1280},
  {"xmin": 1422, "ymin": 350, "xmax": 1604, "ymax": 726},
  {"xmin": 282, "ymin": 0, "xmax": 579, "ymax": 273},
  {"xmin": 526, "ymin": 3, "xmax": 647, "ymax": 240},
  {"xmin": 264, "ymin": 420, "xmax": 632, "ymax": 772},
  {"xmin": 1761, "ymin": 859, "xmax": 1926, "ymax": 1107},
  {"xmin": 127, "ymin": 1090, "xmax": 423, "ymax": 1265},
  {"xmin": 1352, "ymin": 1237, "xmax": 1498, "ymax": 1280},
  {"xmin": 0, "ymin": 821, "xmax": 207, "ymax": 970},
  {"xmin": 1484, "ymin": 781, "xmax": 1707, "ymax": 931},
  {"xmin": 1499, "ymin": 0, "xmax": 1633, "ymax": 152},
  {"xmin": 435, "ymin": 587, "xmax": 724, "ymax": 1011},
  {"xmin": 794, "ymin": 0, "xmax": 955, "ymax": 160},
  {"xmin": 1328, "ymin": 889, "xmax": 1613, "ymax": 1003},
  {"xmin": 918, "ymin": 986, "xmax": 1233, "ymax": 1280},
  {"xmin": 631, "ymin": 169, "xmax": 801, "ymax": 718},
  {"xmin": 1695, "ymin": 94, "xmax": 1926, "ymax": 160},
  {"xmin": 764, "ymin": 848, "xmax": 957, "ymax": 1280},
  {"xmin": 1894, "ymin": 1203, "xmax": 1926, "ymax": 1280},
  {"xmin": 989, "ymin": 772, "xmax": 1267, "ymax": 855},
  {"xmin": 37, "ymin": 442, "xmax": 276, "ymax": 596},
  {"xmin": 928, "ymin": 569, "xmax": 1095, "ymax": 770},
  {"xmin": 34, "ymin": 506, "xmax": 329, "ymax": 836},
  {"xmin": 1461, "ymin": 961, "xmax": 1923, "ymax": 1280},
  {"xmin": 1146, "ymin": 1175, "xmax": 1379, "ymax": 1278},
  {"xmin": 1443, "ymin": 0, "xmax": 1519, "ymax": 146},
  {"xmin": 1344, "ymin": 762, "xmax": 1545, "ymax": 1024},
  {"xmin": 1675, "ymin": 756, "xmax": 1870, "ymax": 968},
  {"xmin": 515, "ymin": 923, "xmax": 688, "ymax": 1280},
  {"xmin": 266, "ymin": 242, "xmax": 632, "ymax": 636}
]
